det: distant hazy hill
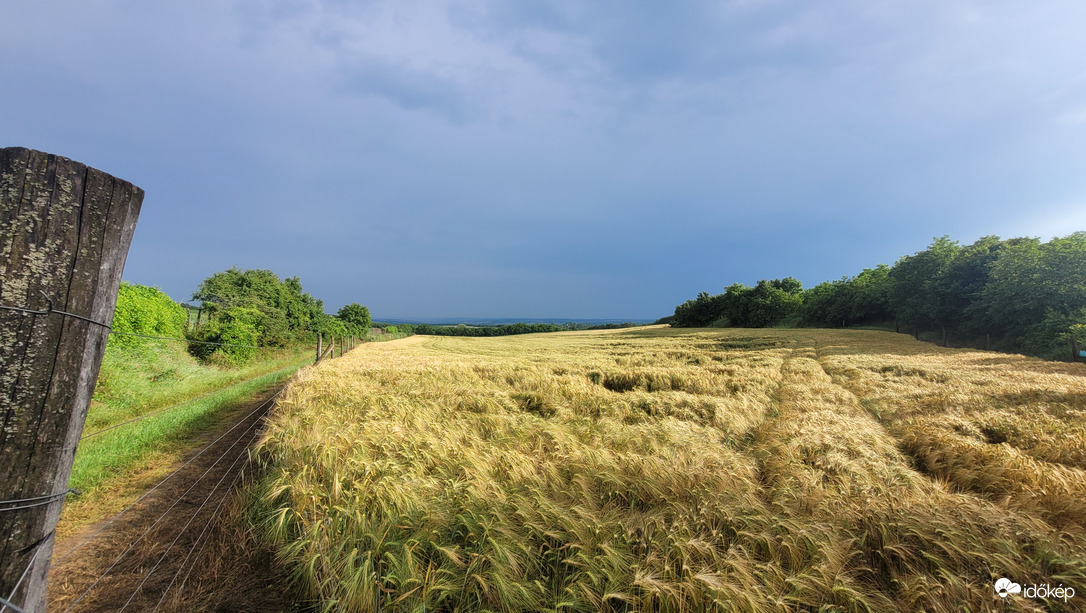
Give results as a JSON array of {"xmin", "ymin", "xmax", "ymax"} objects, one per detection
[{"xmin": 374, "ymin": 317, "xmax": 654, "ymax": 327}]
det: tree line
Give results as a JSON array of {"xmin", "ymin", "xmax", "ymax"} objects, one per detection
[
  {"xmin": 115, "ymin": 267, "xmax": 376, "ymax": 364},
  {"xmin": 665, "ymin": 233, "xmax": 1086, "ymax": 360}
]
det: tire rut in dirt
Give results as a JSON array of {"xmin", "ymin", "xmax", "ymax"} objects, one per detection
[{"xmin": 48, "ymin": 387, "xmax": 294, "ymax": 613}]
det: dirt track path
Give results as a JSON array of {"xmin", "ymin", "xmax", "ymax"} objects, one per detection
[{"xmin": 47, "ymin": 385, "xmax": 295, "ymax": 613}]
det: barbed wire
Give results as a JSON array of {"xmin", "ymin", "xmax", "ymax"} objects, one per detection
[
  {"xmin": 0, "ymin": 595, "xmax": 27, "ymax": 613},
  {"xmin": 152, "ymin": 456, "xmax": 248, "ymax": 612},
  {"xmin": 1, "ymin": 294, "xmax": 339, "ymax": 606}
]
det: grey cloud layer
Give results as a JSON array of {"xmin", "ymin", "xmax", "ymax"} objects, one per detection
[{"xmin": 2, "ymin": 0, "xmax": 1084, "ymax": 318}]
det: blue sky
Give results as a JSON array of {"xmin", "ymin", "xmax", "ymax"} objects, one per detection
[{"xmin": 3, "ymin": 1, "xmax": 1085, "ymax": 319}]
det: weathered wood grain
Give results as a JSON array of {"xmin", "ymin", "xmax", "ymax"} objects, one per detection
[{"xmin": 0, "ymin": 147, "xmax": 143, "ymax": 612}]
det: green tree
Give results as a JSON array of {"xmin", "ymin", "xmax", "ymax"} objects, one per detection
[
  {"xmin": 850, "ymin": 265, "xmax": 893, "ymax": 325},
  {"xmin": 746, "ymin": 279, "xmax": 803, "ymax": 327},
  {"xmin": 979, "ymin": 233, "xmax": 1086, "ymax": 356},
  {"xmin": 191, "ymin": 267, "xmax": 323, "ymax": 350},
  {"xmin": 889, "ymin": 236, "xmax": 960, "ymax": 342},
  {"xmin": 337, "ymin": 303, "xmax": 372, "ymax": 337},
  {"xmin": 941, "ymin": 236, "xmax": 1005, "ymax": 337},
  {"xmin": 671, "ymin": 291, "xmax": 725, "ymax": 327}
]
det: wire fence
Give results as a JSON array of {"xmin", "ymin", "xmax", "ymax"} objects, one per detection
[
  {"xmin": 59, "ymin": 390, "xmax": 283, "ymax": 612},
  {"xmin": 120, "ymin": 422, "xmax": 264, "ymax": 611},
  {"xmin": 48, "ymin": 345, "xmax": 359, "ymax": 610},
  {"xmin": 1, "ymin": 295, "xmax": 288, "ymax": 351},
  {"xmin": 106, "ymin": 331, "xmax": 267, "ymax": 349},
  {"xmin": 0, "ymin": 490, "xmax": 80, "ymax": 513},
  {"xmin": 0, "ymin": 293, "xmax": 369, "ymax": 611},
  {"xmin": 0, "ymin": 535, "xmax": 50, "ymax": 613}
]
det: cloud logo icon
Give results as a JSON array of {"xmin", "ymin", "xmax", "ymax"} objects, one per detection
[{"xmin": 995, "ymin": 578, "xmax": 1022, "ymax": 598}]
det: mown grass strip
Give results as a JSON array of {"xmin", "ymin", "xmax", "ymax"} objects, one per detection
[
  {"xmin": 70, "ymin": 355, "xmax": 312, "ymax": 495},
  {"xmin": 87, "ymin": 342, "xmax": 313, "ymax": 433}
]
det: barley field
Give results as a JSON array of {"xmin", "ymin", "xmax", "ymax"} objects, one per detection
[{"xmin": 248, "ymin": 327, "xmax": 1086, "ymax": 612}]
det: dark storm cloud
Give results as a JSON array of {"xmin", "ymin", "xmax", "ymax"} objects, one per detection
[{"xmin": 2, "ymin": 0, "xmax": 1085, "ymax": 319}]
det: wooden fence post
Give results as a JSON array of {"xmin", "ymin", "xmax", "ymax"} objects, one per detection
[
  {"xmin": 0, "ymin": 147, "xmax": 143, "ymax": 612},
  {"xmin": 316, "ymin": 332, "xmax": 323, "ymax": 363},
  {"xmin": 330, "ymin": 335, "xmax": 335, "ymax": 359}
]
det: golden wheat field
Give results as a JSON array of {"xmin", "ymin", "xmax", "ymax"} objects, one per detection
[{"xmin": 247, "ymin": 327, "xmax": 1086, "ymax": 612}]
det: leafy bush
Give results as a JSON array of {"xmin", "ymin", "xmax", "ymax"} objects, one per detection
[
  {"xmin": 192, "ymin": 268, "xmax": 325, "ymax": 347},
  {"xmin": 110, "ymin": 282, "xmax": 188, "ymax": 346},
  {"xmin": 189, "ymin": 306, "xmax": 261, "ymax": 365}
]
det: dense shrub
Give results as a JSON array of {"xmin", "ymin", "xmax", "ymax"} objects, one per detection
[
  {"xmin": 189, "ymin": 306, "xmax": 261, "ymax": 365},
  {"xmin": 191, "ymin": 268, "xmax": 325, "ymax": 348},
  {"xmin": 109, "ymin": 282, "xmax": 187, "ymax": 346}
]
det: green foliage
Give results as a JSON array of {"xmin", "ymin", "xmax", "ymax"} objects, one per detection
[
  {"xmin": 888, "ymin": 236, "xmax": 960, "ymax": 334},
  {"xmin": 336, "ymin": 303, "xmax": 372, "ymax": 336},
  {"xmin": 1071, "ymin": 322, "xmax": 1086, "ymax": 343},
  {"xmin": 670, "ymin": 278, "xmax": 804, "ymax": 328},
  {"xmin": 188, "ymin": 267, "xmax": 351, "ymax": 363},
  {"xmin": 802, "ymin": 265, "xmax": 894, "ymax": 328},
  {"xmin": 311, "ymin": 313, "xmax": 348, "ymax": 340},
  {"xmin": 670, "ymin": 232, "xmax": 1086, "ymax": 360},
  {"xmin": 193, "ymin": 269, "xmax": 322, "ymax": 328},
  {"xmin": 191, "ymin": 268, "xmax": 324, "ymax": 350},
  {"xmin": 980, "ymin": 234, "xmax": 1086, "ymax": 336},
  {"xmin": 747, "ymin": 279, "xmax": 804, "ymax": 327},
  {"xmin": 190, "ymin": 306, "xmax": 262, "ymax": 365},
  {"xmin": 109, "ymin": 282, "xmax": 188, "ymax": 346}
]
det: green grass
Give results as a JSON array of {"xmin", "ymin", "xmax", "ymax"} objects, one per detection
[{"xmin": 70, "ymin": 340, "xmax": 313, "ymax": 495}]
